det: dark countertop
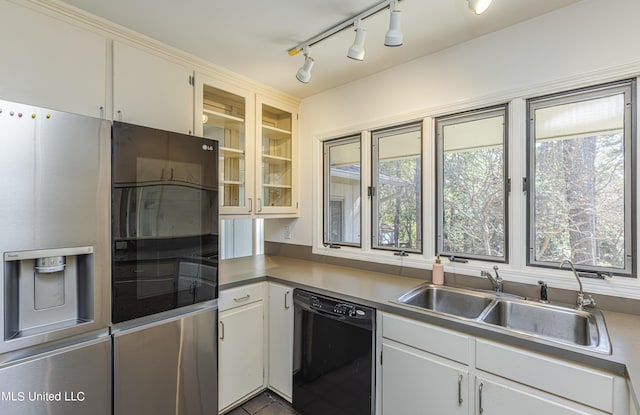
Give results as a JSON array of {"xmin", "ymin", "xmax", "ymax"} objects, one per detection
[{"xmin": 220, "ymin": 254, "xmax": 640, "ymax": 411}]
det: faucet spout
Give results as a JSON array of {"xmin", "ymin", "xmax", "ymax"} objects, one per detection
[
  {"xmin": 481, "ymin": 266, "xmax": 503, "ymax": 293},
  {"xmin": 559, "ymin": 259, "xmax": 595, "ymax": 310},
  {"xmin": 559, "ymin": 259, "xmax": 583, "ymax": 294}
]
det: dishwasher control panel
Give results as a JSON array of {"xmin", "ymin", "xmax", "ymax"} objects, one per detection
[
  {"xmin": 333, "ymin": 302, "xmax": 355, "ymax": 316},
  {"xmin": 307, "ymin": 293, "xmax": 373, "ymax": 320}
]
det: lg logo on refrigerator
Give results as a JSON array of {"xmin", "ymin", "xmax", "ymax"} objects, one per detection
[{"xmin": 202, "ymin": 144, "xmax": 214, "ymax": 151}]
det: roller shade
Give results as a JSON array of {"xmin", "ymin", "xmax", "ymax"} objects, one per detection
[
  {"xmin": 443, "ymin": 115, "xmax": 504, "ymax": 152},
  {"xmin": 378, "ymin": 130, "xmax": 421, "ymax": 160},
  {"xmin": 329, "ymin": 140, "xmax": 360, "ymax": 166},
  {"xmin": 535, "ymin": 93, "xmax": 624, "ymax": 141}
]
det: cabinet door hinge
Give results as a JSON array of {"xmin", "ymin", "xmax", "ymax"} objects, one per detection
[
  {"xmin": 188, "ymin": 75, "xmax": 194, "ymax": 86},
  {"xmin": 367, "ymin": 186, "xmax": 376, "ymax": 197}
]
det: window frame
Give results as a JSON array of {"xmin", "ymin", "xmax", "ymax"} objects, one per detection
[
  {"xmin": 371, "ymin": 122, "xmax": 423, "ymax": 254},
  {"xmin": 435, "ymin": 104, "xmax": 509, "ymax": 263},
  {"xmin": 526, "ymin": 79, "xmax": 636, "ymax": 276},
  {"xmin": 323, "ymin": 134, "xmax": 362, "ymax": 248}
]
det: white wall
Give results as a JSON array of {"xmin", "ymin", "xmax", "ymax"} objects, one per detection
[{"xmin": 265, "ymin": 0, "xmax": 640, "ymax": 246}]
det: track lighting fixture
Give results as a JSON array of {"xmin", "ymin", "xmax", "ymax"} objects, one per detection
[
  {"xmin": 347, "ymin": 20, "xmax": 367, "ymax": 61},
  {"xmin": 384, "ymin": 1, "xmax": 403, "ymax": 47},
  {"xmin": 296, "ymin": 46, "xmax": 314, "ymax": 84},
  {"xmin": 288, "ymin": 0, "xmax": 400, "ymax": 83},
  {"xmin": 288, "ymin": 0, "xmax": 492, "ymax": 83},
  {"xmin": 467, "ymin": 0, "xmax": 493, "ymax": 15}
]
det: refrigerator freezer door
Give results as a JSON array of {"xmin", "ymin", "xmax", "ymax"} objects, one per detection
[
  {"xmin": 0, "ymin": 99, "xmax": 111, "ymax": 353},
  {"xmin": 0, "ymin": 336, "xmax": 111, "ymax": 415},
  {"xmin": 113, "ymin": 306, "xmax": 218, "ymax": 415}
]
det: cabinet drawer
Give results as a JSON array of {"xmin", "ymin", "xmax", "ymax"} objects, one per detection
[
  {"xmin": 476, "ymin": 339, "xmax": 616, "ymax": 412},
  {"xmin": 219, "ymin": 282, "xmax": 265, "ymax": 311},
  {"xmin": 382, "ymin": 313, "xmax": 470, "ymax": 365}
]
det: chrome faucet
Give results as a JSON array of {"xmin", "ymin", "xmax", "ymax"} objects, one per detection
[
  {"xmin": 559, "ymin": 259, "xmax": 596, "ymax": 310},
  {"xmin": 481, "ymin": 265, "xmax": 503, "ymax": 294}
]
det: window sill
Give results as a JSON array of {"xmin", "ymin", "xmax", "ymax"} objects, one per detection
[{"xmin": 312, "ymin": 245, "xmax": 640, "ymax": 300}]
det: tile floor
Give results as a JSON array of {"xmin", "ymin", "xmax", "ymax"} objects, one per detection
[{"xmin": 225, "ymin": 391, "xmax": 299, "ymax": 415}]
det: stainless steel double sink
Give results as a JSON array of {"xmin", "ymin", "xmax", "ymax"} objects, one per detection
[{"xmin": 393, "ymin": 284, "xmax": 611, "ymax": 354}]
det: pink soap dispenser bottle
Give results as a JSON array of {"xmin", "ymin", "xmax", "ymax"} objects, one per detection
[{"xmin": 432, "ymin": 254, "xmax": 444, "ymax": 285}]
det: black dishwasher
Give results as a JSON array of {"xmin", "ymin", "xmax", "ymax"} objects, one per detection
[{"xmin": 293, "ymin": 289, "xmax": 376, "ymax": 415}]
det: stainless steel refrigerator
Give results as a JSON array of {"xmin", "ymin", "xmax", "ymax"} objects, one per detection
[
  {"xmin": 111, "ymin": 121, "xmax": 219, "ymax": 415},
  {"xmin": 0, "ymin": 100, "xmax": 111, "ymax": 415}
]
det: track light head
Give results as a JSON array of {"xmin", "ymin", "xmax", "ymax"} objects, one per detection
[
  {"xmin": 296, "ymin": 47, "xmax": 314, "ymax": 83},
  {"xmin": 467, "ymin": 0, "xmax": 493, "ymax": 15},
  {"xmin": 347, "ymin": 20, "xmax": 367, "ymax": 61},
  {"xmin": 385, "ymin": 9, "xmax": 403, "ymax": 47}
]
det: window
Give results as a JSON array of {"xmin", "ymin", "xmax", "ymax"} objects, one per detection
[
  {"xmin": 436, "ymin": 105, "xmax": 508, "ymax": 261},
  {"xmin": 372, "ymin": 123, "xmax": 422, "ymax": 253},
  {"xmin": 527, "ymin": 80, "xmax": 635, "ymax": 275},
  {"xmin": 323, "ymin": 136, "xmax": 361, "ymax": 247},
  {"xmin": 220, "ymin": 218, "xmax": 263, "ymax": 259}
]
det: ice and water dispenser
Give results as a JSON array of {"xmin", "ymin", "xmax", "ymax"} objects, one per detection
[{"xmin": 3, "ymin": 247, "xmax": 95, "ymax": 340}]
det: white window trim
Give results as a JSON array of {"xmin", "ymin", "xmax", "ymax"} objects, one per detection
[{"xmin": 311, "ymin": 71, "xmax": 640, "ymax": 301}]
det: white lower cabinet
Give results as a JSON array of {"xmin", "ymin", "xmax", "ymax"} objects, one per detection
[
  {"xmin": 382, "ymin": 340, "xmax": 469, "ymax": 415},
  {"xmin": 267, "ymin": 282, "xmax": 294, "ymax": 401},
  {"xmin": 475, "ymin": 339, "xmax": 627, "ymax": 414},
  {"xmin": 380, "ymin": 312, "xmax": 629, "ymax": 415},
  {"xmin": 218, "ymin": 283, "xmax": 266, "ymax": 413},
  {"xmin": 475, "ymin": 376, "xmax": 606, "ymax": 415},
  {"xmin": 381, "ymin": 313, "xmax": 471, "ymax": 415}
]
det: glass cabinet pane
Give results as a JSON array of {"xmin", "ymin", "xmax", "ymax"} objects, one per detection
[
  {"xmin": 261, "ymin": 104, "xmax": 292, "ymax": 208},
  {"xmin": 202, "ymin": 85, "xmax": 246, "ymax": 208}
]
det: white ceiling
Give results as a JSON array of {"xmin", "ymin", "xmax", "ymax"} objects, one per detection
[{"xmin": 60, "ymin": 0, "xmax": 583, "ymax": 99}]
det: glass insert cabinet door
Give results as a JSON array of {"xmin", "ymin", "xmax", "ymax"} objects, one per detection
[
  {"xmin": 196, "ymin": 77, "xmax": 255, "ymax": 215},
  {"xmin": 256, "ymin": 95, "xmax": 298, "ymax": 215}
]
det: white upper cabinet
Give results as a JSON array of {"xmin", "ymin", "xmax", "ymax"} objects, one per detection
[
  {"xmin": 0, "ymin": 1, "xmax": 107, "ymax": 117},
  {"xmin": 194, "ymin": 73, "xmax": 256, "ymax": 215},
  {"xmin": 113, "ymin": 41, "xmax": 193, "ymax": 134},
  {"xmin": 194, "ymin": 74, "xmax": 300, "ymax": 217},
  {"xmin": 256, "ymin": 95, "xmax": 299, "ymax": 216}
]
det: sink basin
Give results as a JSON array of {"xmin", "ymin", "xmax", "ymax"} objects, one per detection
[
  {"xmin": 393, "ymin": 284, "xmax": 611, "ymax": 354},
  {"xmin": 480, "ymin": 299, "xmax": 611, "ymax": 353},
  {"xmin": 395, "ymin": 285, "xmax": 493, "ymax": 319}
]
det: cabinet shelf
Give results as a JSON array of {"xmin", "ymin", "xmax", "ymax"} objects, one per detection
[
  {"xmin": 261, "ymin": 154, "xmax": 292, "ymax": 162},
  {"xmin": 263, "ymin": 184, "xmax": 292, "ymax": 189},
  {"xmin": 204, "ymin": 108, "xmax": 244, "ymax": 126},
  {"xmin": 222, "ymin": 180, "xmax": 244, "ymax": 185},
  {"xmin": 220, "ymin": 146, "xmax": 245, "ymax": 156},
  {"xmin": 262, "ymin": 125, "xmax": 291, "ymax": 140}
]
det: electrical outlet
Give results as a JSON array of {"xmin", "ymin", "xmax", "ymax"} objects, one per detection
[{"xmin": 284, "ymin": 224, "xmax": 292, "ymax": 240}]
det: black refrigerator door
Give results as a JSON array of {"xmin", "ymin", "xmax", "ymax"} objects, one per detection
[{"xmin": 111, "ymin": 122, "xmax": 219, "ymax": 324}]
